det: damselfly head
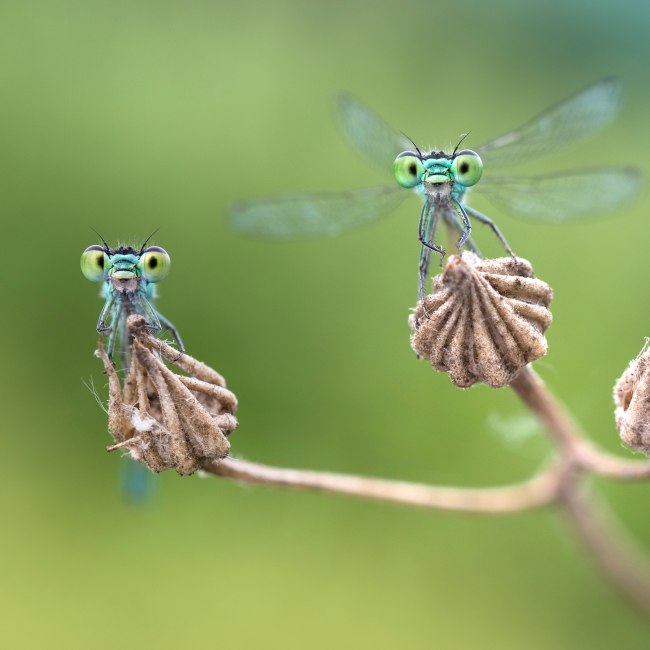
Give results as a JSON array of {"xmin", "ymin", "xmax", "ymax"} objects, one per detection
[
  {"xmin": 80, "ymin": 243, "xmax": 171, "ymax": 287},
  {"xmin": 392, "ymin": 146, "xmax": 484, "ymax": 193}
]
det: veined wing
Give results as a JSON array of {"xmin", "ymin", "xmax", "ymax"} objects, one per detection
[
  {"xmin": 471, "ymin": 168, "xmax": 642, "ymax": 222},
  {"xmin": 230, "ymin": 185, "xmax": 409, "ymax": 237},
  {"xmin": 337, "ymin": 92, "xmax": 412, "ymax": 171},
  {"xmin": 476, "ymin": 78, "xmax": 623, "ymax": 168}
]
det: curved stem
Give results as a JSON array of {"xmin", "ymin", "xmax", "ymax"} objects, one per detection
[
  {"xmin": 205, "ymin": 365, "xmax": 650, "ymax": 616},
  {"xmin": 560, "ymin": 482, "xmax": 650, "ymax": 619},
  {"xmin": 510, "ymin": 366, "xmax": 650, "ymax": 618},
  {"xmin": 512, "ymin": 367, "xmax": 650, "ymax": 480},
  {"xmin": 510, "ymin": 367, "xmax": 587, "ymax": 455},
  {"xmin": 577, "ymin": 445, "xmax": 650, "ymax": 480},
  {"xmin": 204, "ymin": 457, "xmax": 560, "ymax": 514}
]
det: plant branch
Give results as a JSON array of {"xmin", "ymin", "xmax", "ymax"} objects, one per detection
[
  {"xmin": 203, "ymin": 457, "xmax": 560, "ymax": 514},
  {"xmin": 510, "ymin": 366, "xmax": 650, "ymax": 618},
  {"xmin": 511, "ymin": 367, "xmax": 650, "ymax": 480},
  {"xmin": 578, "ymin": 446, "xmax": 650, "ymax": 480},
  {"xmin": 560, "ymin": 482, "xmax": 650, "ymax": 618},
  {"xmin": 200, "ymin": 363, "xmax": 650, "ymax": 618},
  {"xmin": 98, "ymin": 247, "xmax": 650, "ymax": 619},
  {"xmin": 510, "ymin": 367, "xmax": 587, "ymax": 455},
  {"xmin": 201, "ymin": 364, "xmax": 650, "ymax": 617}
]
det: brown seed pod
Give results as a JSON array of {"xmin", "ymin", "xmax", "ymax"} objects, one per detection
[
  {"xmin": 409, "ymin": 253, "xmax": 553, "ymax": 388},
  {"xmin": 614, "ymin": 343, "xmax": 650, "ymax": 456},
  {"xmin": 97, "ymin": 315, "xmax": 238, "ymax": 475}
]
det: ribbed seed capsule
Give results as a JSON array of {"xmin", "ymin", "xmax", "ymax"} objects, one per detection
[
  {"xmin": 614, "ymin": 344, "xmax": 650, "ymax": 456},
  {"xmin": 97, "ymin": 315, "xmax": 238, "ymax": 475},
  {"xmin": 409, "ymin": 253, "xmax": 553, "ymax": 388}
]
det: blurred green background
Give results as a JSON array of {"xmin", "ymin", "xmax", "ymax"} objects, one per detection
[{"xmin": 3, "ymin": 0, "xmax": 650, "ymax": 647}]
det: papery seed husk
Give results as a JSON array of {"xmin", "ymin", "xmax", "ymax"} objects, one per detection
[
  {"xmin": 98, "ymin": 315, "xmax": 239, "ymax": 476},
  {"xmin": 614, "ymin": 345, "xmax": 650, "ymax": 456},
  {"xmin": 409, "ymin": 253, "xmax": 553, "ymax": 388}
]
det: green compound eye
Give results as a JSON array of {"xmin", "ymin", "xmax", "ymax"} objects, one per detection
[
  {"xmin": 81, "ymin": 245, "xmax": 108, "ymax": 282},
  {"xmin": 451, "ymin": 150, "xmax": 483, "ymax": 187},
  {"xmin": 393, "ymin": 152, "xmax": 424, "ymax": 188},
  {"xmin": 139, "ymin": 246, "xmax": 171, "ymax": 282}
]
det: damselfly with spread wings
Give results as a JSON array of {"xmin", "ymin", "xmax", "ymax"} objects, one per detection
[{"xmin": 231, "ymin": 79, "xmax": 640, "ymax": 301}]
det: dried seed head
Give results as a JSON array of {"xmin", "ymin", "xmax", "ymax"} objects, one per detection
[
  {"xmin": 97, "ymin": 315, "xmax": 238, "ymax": 475},
  {"xmin": 614, "ymin": 343, "xmax": 650, "ymax": 455},
  {"xmin": 409, "ymin": 253, "xmax": 553, "ymax": 388}
]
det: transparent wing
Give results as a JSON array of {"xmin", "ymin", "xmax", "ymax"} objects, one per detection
[
  {"xmin": 476, "ymin": 78, "xmax": 623, "ymax": 168},
  {"xmin": 230, "ymin": 185, "xmax": 409, "ymax": 237},
  {"xmin": 471, "ymin": 168, "xmax": 642, "ymax": 222},
  {"xmin": 337, "ymin": 92, "xmax": 412, "ymax": 171}
]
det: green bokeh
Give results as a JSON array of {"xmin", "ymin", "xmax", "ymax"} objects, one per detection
[{"xmin": 3, "ymin": 0, "xmax": 650, "ymax": 647}]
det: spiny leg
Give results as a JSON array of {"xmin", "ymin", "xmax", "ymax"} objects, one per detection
[
  {"xmin": 140, "ymin": 297, "xmax": 185, "ymax": 363},
  {"xmin": 139, "ymin": 296, "xmax": 162, "ymax": 334},
  {"xmin": 452, "ymin": 198, "xmax": 473, "ymax": 251},
  {"xmin": 418, "ymin": 244, "xmax": 432, "ymax": 306},
  {"xmin": 156, "ymin": 310, "xmax": 185, "ymax": 357},
  {"xmin": 106, "ymin": 304, "xmax": 124, "ymax": 363},
  {"xmin": 97, "ymin": 292, "xmax": 116, "ymax": 333},
  {"xmin": 444, "ymin": 204, "xmax": 482, "ymax": 256},
  {"xmin": 417, "ymin": 200, "xmax": 443, "ymax": 303},
  {"xmin": 463, "ymin": 204, "xmax": 516, "ymax": 258},
  {"xmin": 137, "ymin": 296, "xmax": 184, "ymax": 361}
]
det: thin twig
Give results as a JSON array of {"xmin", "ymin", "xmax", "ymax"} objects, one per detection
[
  {"xmin": 560, "ymin": 482, "xmax": 650, "ymax": 618},
  {"xmin": 106, "ymin": 321, "xmax": 650, "ymax": 617},
  {"xmin": 199, "ymin": 363, "xmax": 650, "ymax": 619},
  {"xmin": 511, "ymin": 368, "xmax": 650, "ymax": 480},
  {"xmin": 202, "ymin": 364, "xmax": 650, "ymax": 617},
  {"xmin": 577, "ymin": 446, "xmax": 650, "ymax": 480},
  {"xmin": 204, "ymin": 457, "xmax": 561, "ymax": 514},
  {"xmin": 510, "ymin": 366, "xmax": 650, "ymax": 617},
  {"xmin": 510, "ymin": 367, "xmax": 587, "ymax": 455}
]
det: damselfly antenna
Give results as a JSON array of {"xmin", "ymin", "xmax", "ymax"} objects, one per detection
[
  {"xmin": 139, "ymin": 228, "xmax": 161, "ymax": 254},
  {"xmin": 89, "ymin": 226, "xmax": 110, "ymax": 252},
  {"xmin": 452, "ymin": 132, "xmax": 471, "ymax": 156},
  {"xmin": 401, "ymin": 131, "xmax": 423, "ymax": 157}
]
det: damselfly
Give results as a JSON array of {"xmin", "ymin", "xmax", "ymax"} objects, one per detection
[
  {"xmin": 81, "ymin": 235, "xmax": 184, "ymax": 369},
  {"xmin": 81, "ymin": 235, "xmax": 184, "ymax": 500},
  {"xmin": 231, "ymin": 78, "xmax": 640, "ymax": 301}
]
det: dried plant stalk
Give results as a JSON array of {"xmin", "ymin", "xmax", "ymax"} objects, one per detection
[
  {"xmin": 614, "ymin": 343, "xmax": 650, "ymax": 456},
  {"xmin": 86, "ymin": 256, "xmax": 650, "ymax": 620},
  {"xmin": 97, "ymin": 315, "xmax": 238, "ymax": 475},
  {"xmin": 409, "ymin": 253, "xmax": 553, "ymax": 388}
]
